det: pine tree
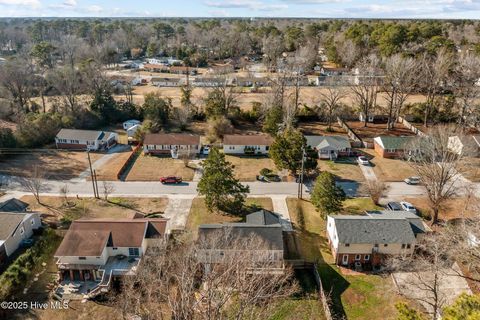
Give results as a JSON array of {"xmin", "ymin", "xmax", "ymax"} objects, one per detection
[
  {"xmin": 198, "ymin": 148, "xmax": 249, "ymax": 213},
  {"xmin": 311, "ymin": 171, "xmax": 346, "ymax": 216}
]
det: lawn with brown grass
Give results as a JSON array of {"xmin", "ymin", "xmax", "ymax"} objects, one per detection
[
  {"xmin": 462, "ymin": 157, "xmax": 480, "ymax": 182},
  {"xmin": 0, "ymin": 151, "xmax": 103, "ymax": 180},
  {"xmin": 362, "ymin": 149, "xmax": 417, "ymax": 182},
  {"xmin": 404, "ymin": 197, "xmax": 478, "ymax": 221},
  {"xmin": 20, "ymin": 195, "xmax": 168, "ymax": 223},
  {"xmin": 318, "ymin": 159, "xmax": 365, "ymax": 183},
  {"xmin": 94, "ymin": 149, "xmax": 133, "ymax": 181},
  {"xmin": 186, "ymin": 197, "xmax": 273, "ymax": 232},
  {"xmin": 298, "ymin": 121, "xmax": 348, "ymax": 136},
  {"xmin": 125, "ymin": 154, "xmax": 195, "ymax": 181},
  {"xmin": 225, "ymin": 155, "xmax": 277, "ymax": 181}
]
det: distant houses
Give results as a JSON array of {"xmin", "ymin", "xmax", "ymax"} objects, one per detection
[
  {"xmin": 143, "ymin": 133, "xmax": 201, "ymax": 158},
  {"xmin": 55, "ymin": 129, "xmax": 118, "ymax": 151},
  {"xmin": 223, "ymin": 134, "xmax": 273, "ymax": 155}
]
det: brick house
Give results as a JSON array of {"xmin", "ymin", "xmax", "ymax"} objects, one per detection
[
  {"xmin": 223, "ymin": 134, "xmax": 274, "ymax": 155},
  {"xmin": 326, "ymin": 211, "xmax": 429, "ymax": 269},
  {"xmin": 143, "ymin": 133, "xmax": 201, "ymax": 158},
  {"xmin": 373, "ymin": 136, "xmax": 413, "ymax": 159},
  {"xmin": 55, "ymin": 129, "xmax": 118, "ymax": 151}
]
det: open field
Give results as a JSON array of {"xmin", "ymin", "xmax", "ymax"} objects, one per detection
[
  {"xmin": 298, "ymin": 121, "xmax": 347, "ymax": 136},
  {"xmin": 226, "ymin": 155, "xmax": 277, "ymax": 181},
  {"xmin": 403, "ymin": 197, "xmax": 479, "ymax": 221},
  {"xmin": 362, "ymin": 149, "xmax": 417, "ymax": 182},
  {"xmin": 286, "ymin": 197, "xmax": 413, "ymax": 320},
  {"xmin": 20, "ymin": 196, "xmax": 168, "ymax": 222},
  {"xmin": 346, "ymin": 121, "xmax": 415, "ymax": 143},
  {"xmin": 0, "ymin": 151, "xmax": 103, "ymax": 180},
  {"xmin": 125, "ymin": 154, "xmax": 195, "ymax": 181},
  {"xmin": 186, "ymin": 197, "xmax": 273, "ymax": 232}
]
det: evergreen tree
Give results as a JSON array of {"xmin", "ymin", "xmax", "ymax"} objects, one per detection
[
  {"xmin": 262, "ymin": 106, "xmax": 283, "ymax": 136},
  {"xmin": 90, "ymin": 88, "xmax": 118, "ymax": 124},
  {"xmin": 394, "ymin": 303, "xmax": 425, "ymax": 320},
  {"xmin": 443, "ymin": 293, "xmax": 480, "ymax": 320},
  {"xmin": 198, "ymin": 148, "xmax": 249, "ymax": 213},
  {"xmin": 311, "ymin": 171, "xmax": 346, "ymax": 216}
]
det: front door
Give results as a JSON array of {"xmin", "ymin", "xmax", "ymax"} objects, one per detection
[{"xmin": 342, "ymin": 254, "xmax": 349, "ymax": 265}]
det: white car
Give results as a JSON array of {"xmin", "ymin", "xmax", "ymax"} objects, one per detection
[
  {"xmin": 202, "ymin": 146, "xmax": 210, "ymax": 155},
  {"xmin": 400, "ymin": 201, "xmax": 417, "ymax": 214},
  {"xmin": 357, "ymin": 156, "xmax": 370, "ymax": 165},
  {"xmin": 404, "ymin": 176, "xmax": 421, "ymax": 185}
]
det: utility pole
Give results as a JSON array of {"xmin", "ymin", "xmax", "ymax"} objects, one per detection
[
  {"xmin": 87, "ymin": 151, "xmax": 97, "ymax": 198},
  {"xmin": 298, "ymin": 147, "xmax": 306, "ymax": 199},
  {"xmin": 93, "ymin": 170, "xmax": 100, "ymax": 199}
]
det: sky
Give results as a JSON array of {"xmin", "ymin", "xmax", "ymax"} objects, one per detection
[{"xmin": 1, "ymin": 0, "xmax": 480, "ymax": 19}]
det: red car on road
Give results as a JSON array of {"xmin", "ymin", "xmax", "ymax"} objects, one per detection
[{"xmin": 160, "ymin": 176, "xmax": 182, "ymax": 184}]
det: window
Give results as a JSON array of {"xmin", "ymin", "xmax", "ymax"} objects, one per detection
[
  {"xmin": 364, "ymin": 254, "xmax": 370, "ymax": 261},
  {"xmin": 374, "ymin": 244, "xmax": 379, "ymax": 248},
  {"xmin": 266, "ymin": 146, "xmax": 269, "ymax": 151},
  {"xmin": 401, "ymin": 244, "xmax": 406, "ymax": 249},
  {"xmin": 31, "ymin": 220, "xmax": 35, "ymax": 225},
  {"xmin": 112, "ymin": 247, "xmax": 118, "ymax": 250},
  {"xmin": 345, "ymin": 243, "xmax": 350, "ymax": 247},
  {"xmin": 128, "ymin": 248, "xmax": 140, "ymax": 256},
  {"xmin": 387, "ymin": 149, "xmax": 396, "ymax": 153},
  {"xmin": 406, "ymin": 244, "xmax": 411, "ymax": 249},
  {"xmin": 79, "ymin": 257, "xmax": 86, "ymax": 260},
  {"xmin": 355, "ymin": 254, "xmax": 361, "ymax": 261},
  {"xmin": 384, "ymin": 244, "xmax": 388, "ymax": 247}
]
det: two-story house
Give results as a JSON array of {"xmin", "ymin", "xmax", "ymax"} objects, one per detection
[
  {"xmin": 0, "ymin": 212, "xmax": 41, "ymax": 264},
  {"xmin": 326, "ymin": 211, "xmax": 429, "ymax": 269},
  {"xmin": 54, "ymin": 217, "xmax": 168, "ymax": 297},
  {"xmin": 223, "ymin": 134, "xmax": 274, "ymax": 155},
  {"xmin": 143, "ymin": 133, "xmax": 201, "ymax": 158}
]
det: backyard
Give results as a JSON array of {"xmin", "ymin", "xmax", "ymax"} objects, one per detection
[
  {"xmin": 346, "ymin": 121, "xmax": 415, "ymax": 143},
  {"xmin": 286, "ymin": 197, "xmax": 409, "ymax": 320},
  {"xmin": 298, "ymin": 121, "xmax": 348, "ymax": 136},
  {"xmin": 125, "ymin": 154, "xmax": 196, "ymax": 181}
]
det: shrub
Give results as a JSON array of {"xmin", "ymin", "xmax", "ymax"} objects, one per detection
[{"xmin": 260, "ymin": 168, "xmax": 273, "ymax": 176}]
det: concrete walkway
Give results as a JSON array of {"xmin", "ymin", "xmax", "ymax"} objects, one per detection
[
  {"xmin": 271, "ymin": 195, "xmax": 293, "ymax": 231},
  {"xmin": 358, "ymin": 164, "xmax": 378, "ymax": 182},
  {"xmin": 163, "ymin": 195, "xmax": 195, "ymax": 232}
]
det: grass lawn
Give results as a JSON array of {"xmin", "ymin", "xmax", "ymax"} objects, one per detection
[
  {"xmin": 125, "ymin": 154, "xmax": 195, "ymax": 181},
  {"xmin": 363, "ymin": 149, "xmax": 417, "ymax": 182},
  {"xmin": 286, "ymin": 197, "xmax": 408, "ymax": 320},
  {"xmin": 93, "ymin": 148, "xmax": 133, "ymax": 181},
  {"xmin": 225, "ymin": 155, "xmax": 277, "ymax": 181},
  {"xmin": 20, "ymin": 196, "xmax": 168, "ymax": 223},
  {"xmin": 0, "ymin": 151, "xmax": 103, "ymax": 180},
  {"xmin": 318, "ymin": 159, "xmax": 365, "ymax": 182},
  {"xmin": 186, "ymin": 197, "xmax": 273, "ymax": 232},
  {"xmin": 343, "ymin": 198, "xmax": 383, "ymax": 215}
]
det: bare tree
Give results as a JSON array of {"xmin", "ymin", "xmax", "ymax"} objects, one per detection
[
  {"xmin": 453, "ymin": 52, "xmax": 480, "ymax": 127},
  {"xmin": 318, "ymin": 87, "xmax": 346, "ymax": 131},
  {"xmin": 351, "ymin": 54, "xmax": 382, "ymax": 127},
  {"xmin": 102, "ymin": 181, "xmax": 115, "ymax": 200},
  {"xmin": 405, "ymin": 126, "xmax": 468, "ymax": 224},
  {"xmin": 367, "ymin": 181, "xmax": 387, "ymax": 205},
  {"xmin": 115, "ymin": 231, "xmax": 298, "ymax": 320},
  {"xmin": 419, "ymin": 49, "xmax": 453, "ymax": 127},
  {"xmin": 20, "ymin": 166, "xmax": 46, "ymax": 204},
  {"xmin": 0, "ymin": 57, "xmax": 35, "ymax": 113},
  {"xmin": 59, "ymin": 184, "xmax": 69, "ymax": 206},
  {"xmin": 383, "ymin": 54, "xmax": 419, "ymax": 130},
  {"xmin": 179, "ymin": 149, "xmax": 193, "ymax": 168}
]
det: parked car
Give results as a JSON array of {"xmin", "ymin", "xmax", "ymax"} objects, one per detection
[
  {"xmin": 266, "ymin": 175, "xmax": 281, "ymax": 182},
  {"xmin": 202, "ymin": 146, "xmax": 210, "ymax": 155},
  {"xmin": 256, "ymin": 175, "xmax": 269, "ymax": 182},
  {"xmin": 357, "ymin": 156, "xmax": 370, "ymax": 165},
  {"xmin": 400, "ymin": 201, "xmax": 417, "ymax": 213},
  {"xmin": 160, "ymin": 176, "xmax": 182, "ymax": 184},
  {"xmin": 387, "ymin": 202, "xmax": 403, "ymax": 211},
  {"xmin": 404, "ymin": 176, "xmax": 420, "ymax": 185}
]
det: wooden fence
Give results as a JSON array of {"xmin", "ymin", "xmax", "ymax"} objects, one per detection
[
  {"xmin": 398, "ymin": 116, "xmax": 426, "ymax": 137},
  {"xmin": 116, "ymin": 143, "xmax": 142, "ymax": 180},
  {"xmin": 312, "ymin": 263, "xmax": 334, "ymax": 320}
]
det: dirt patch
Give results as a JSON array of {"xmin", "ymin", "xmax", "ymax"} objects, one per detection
[
  {"xmin": 0, "ymin": 151, "xmax": 103, "ymax": 180},
  {"xmin": 346, "ymin": 121, "xmax": 415, "ymax": 143},
  {"xmin": 125, "ymin": 154, "xmax": 195, "ymax": 181}
]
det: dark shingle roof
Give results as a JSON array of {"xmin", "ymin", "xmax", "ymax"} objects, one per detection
[
  {"xmin": 246, "ymin": 210, "xmax": 281, "ymax": 225},
  {"xmin": 143, "ymin": 133, "xmax": 200, "ymax": 146},
  {"xmin": 0, "ymin": 198, "xmax": 28, "ymax": 212},
  {"xmin": 365, "ymin": 210, "xmax": 428, "ymax": 235},
  {"xmin": 331, "ymin": 215, "xmax": 416, "ymax": 244},
  {"xmin": 0, "ymin": 213, "xmax": 26, "ymax": 240},
  {"xmin": 375, "ymin": 136, "xmax": 413, "ymax": 150},
  {"xmin": 305, "ymin": 135, "xmax": 351, "ymax": 150}
]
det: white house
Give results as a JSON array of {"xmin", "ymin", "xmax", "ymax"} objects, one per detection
[
  {"xmin": 0, "ymin": 212, "xmax": 41, "ymax": 264},
  {"xmin": 326, "ymin": 211, "xmax": 429, "ymax": 268},
  {"xmin": 54, "ymin": 217, "xmax": 168, "ymax": 298},
  {"xmin": 305, "ymin": 135, "xmax": 352, "ymax": 160},
  {"xmin": 55, "ymin": 129, "xmax": 118, "ymax": 151},
  {"xmin": 123, "ymin": 119, "xmax": 141, "ymax": 130},
  {"xmin": 223, "ymin": 134, "xmax": 274, "ymax": 155}
]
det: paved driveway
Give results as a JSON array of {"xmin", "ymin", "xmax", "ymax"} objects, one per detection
[
  {"xmin": 358, "ymin": 163, "xmax": 377, "ymax": 182},
  {"xmin": 163, "ymin": 195, "xmax": 195, "ymax": 232},
  {"xmin": 270, "ymin": 195, "xmax": 293, "ymax": 231}
]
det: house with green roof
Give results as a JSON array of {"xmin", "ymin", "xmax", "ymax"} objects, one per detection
[{"xmin": 373, "ymin": 136, "xmax": 414, "ymax": 159}]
